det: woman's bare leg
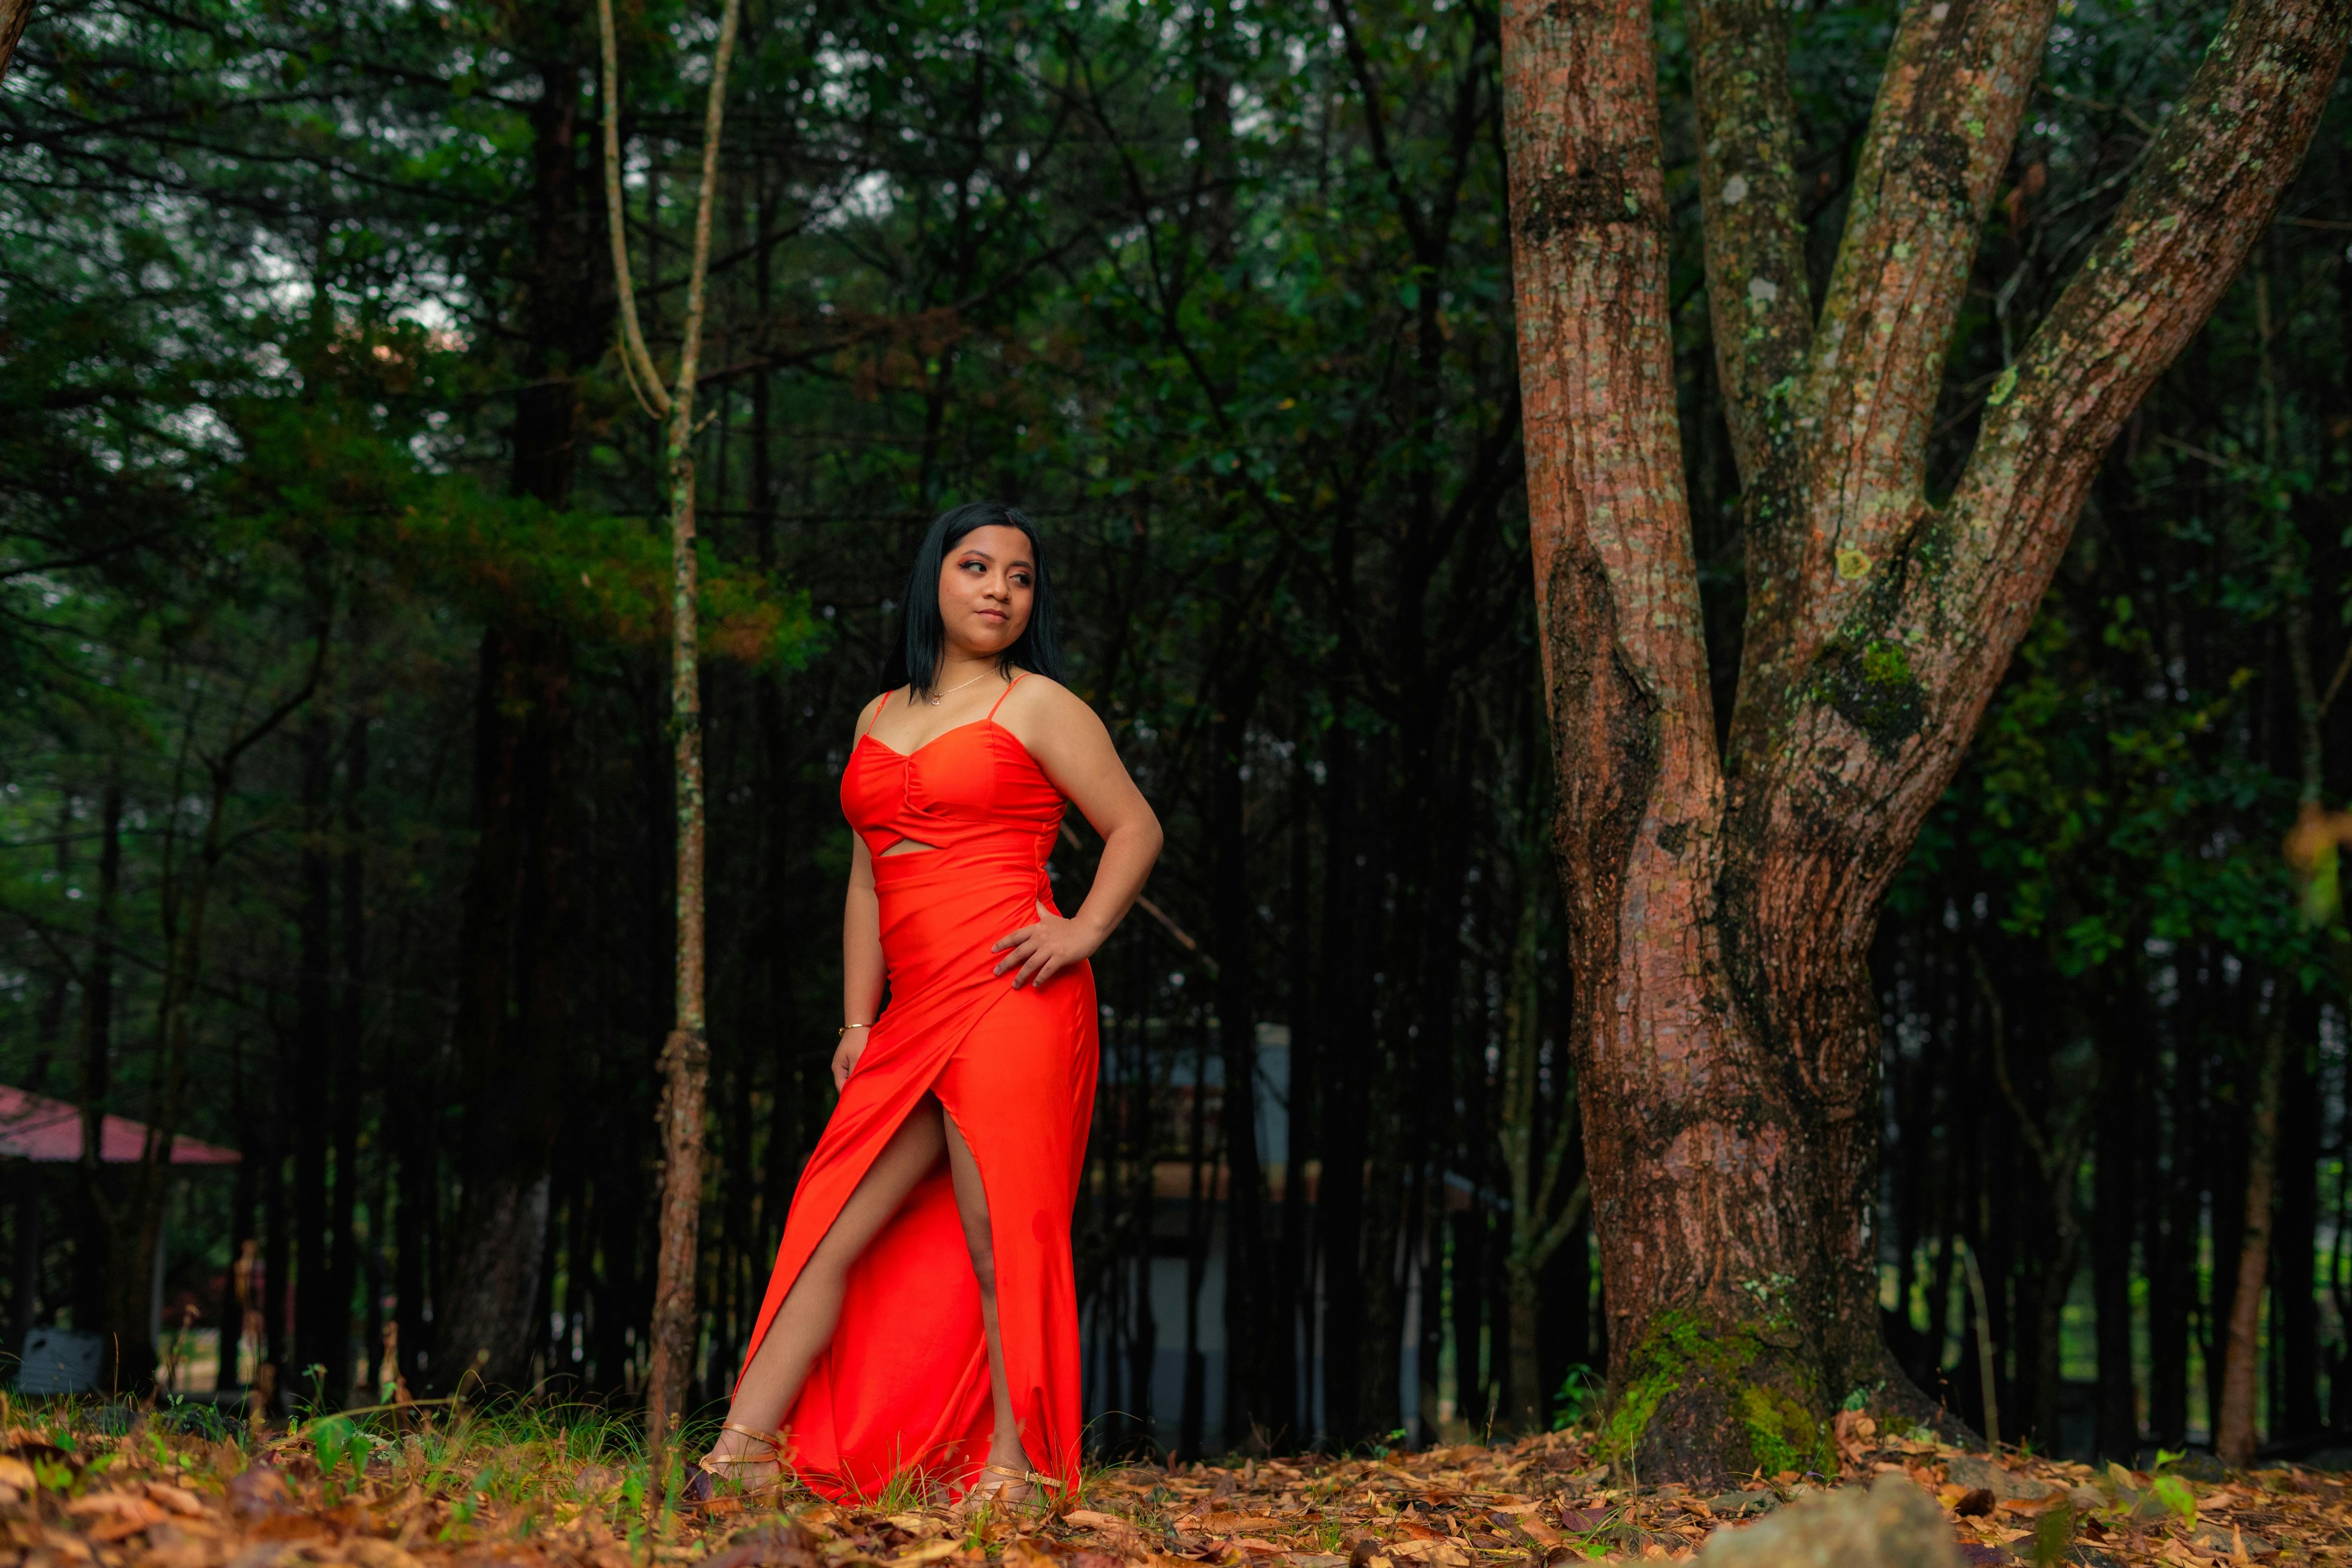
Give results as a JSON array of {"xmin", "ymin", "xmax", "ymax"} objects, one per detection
[
  {"xmin": 941, "ymin": 1112, "xmax": 1034, "ymax": 1504},
  {"xmin": 701, "ymin": 1103, "xmax": 946, "ymax": 1476}
]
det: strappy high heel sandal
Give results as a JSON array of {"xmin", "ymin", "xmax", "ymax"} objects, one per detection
[
  {"xmin": 959, "ymin": 1460, "xmax": 1054, "ymax": 1514},
  {"xmin": 684, "ymin": 1423, "xmax": 788, "ymax": 1506}
]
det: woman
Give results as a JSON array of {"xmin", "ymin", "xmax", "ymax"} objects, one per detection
[{"xmin": 695, "ymin": 501, "xmax": 1162, "ymax": 1508}]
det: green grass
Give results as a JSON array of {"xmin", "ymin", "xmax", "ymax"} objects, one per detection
[{"xmin": 0, "ymin": 1388, "xmax": 756, "ymax": 1547}]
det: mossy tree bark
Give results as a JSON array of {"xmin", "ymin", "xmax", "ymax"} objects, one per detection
[{"xmin": 1498, "ymin": 0, "xmax": 2350, "ymax": 1481}]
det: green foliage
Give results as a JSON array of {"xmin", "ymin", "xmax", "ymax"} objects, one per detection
[
  {"xmin": 2147, "ymin": 1474, "xmax": 2199, "ymax": 1526},
  {"xmin": 305, "ymin": 1414, "xmax": 373, "ymax": 1502},
  {"xmin": 1550, "ymin": 1364, "xmax": 1602, "ymax": 1431}
]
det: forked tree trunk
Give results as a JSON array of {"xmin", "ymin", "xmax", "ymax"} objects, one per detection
[
  {"xmin": 1500, "ymin": 0, "xmax": 2349, "ymax": 1480},
  {"xmin": 599, "ymin": 0, "xmax": 744, "ymax": 1453}
]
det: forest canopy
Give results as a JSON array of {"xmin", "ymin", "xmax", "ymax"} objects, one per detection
[{"xmin": 1, "ymin": 0, "xmax": 2349, "ymax": 1472}]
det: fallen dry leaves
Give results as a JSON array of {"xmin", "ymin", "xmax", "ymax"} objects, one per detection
[{"xmin": 0, "ymin": 1413, "xmax": 2345, "ymax": 1568}]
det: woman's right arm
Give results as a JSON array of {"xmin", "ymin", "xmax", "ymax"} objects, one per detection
[{"xmin": 835, "ymin": 695, "xmax": 889, "ymax": 1090}]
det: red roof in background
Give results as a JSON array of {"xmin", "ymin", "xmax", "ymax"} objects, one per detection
[{"xmin": 0, "ymin": 1085, "xmax": 240, "ymax": 1164}]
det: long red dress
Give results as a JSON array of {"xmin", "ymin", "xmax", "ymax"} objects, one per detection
[{"xmin": 736, "ymin": 675, "xmax": 1097, "ymax": 1502}]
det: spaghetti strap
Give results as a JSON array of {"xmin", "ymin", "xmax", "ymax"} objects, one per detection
[
  {"xmin": 857, "ymin": 689, "xmax": 898, "ymax": 742},
  {"xmin": 986, "ymin": 672, "xmax": 1027, "ymax": 721},
  {"xmin": 739, "ymin": 655, "xmax": 1092, "ymax": 1504}
]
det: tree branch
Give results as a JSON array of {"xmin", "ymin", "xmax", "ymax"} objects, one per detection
[
  {"xmin": 1691, "ymin": 0, "xmax": 1811, "ymax": 479},
  {"xmin": 1786, "ymin": 0, "xmax": 2054, "ymax": 615},
  {"xmin": 1945, "ymin": 0, "xmax": 2352, "ymax": 650},
  {"xmin": 669, "ymin": 0, "xmax": 743, "ymax": 419},
  {"xmin": 1721, "ymin": 0, "xmax": 2347, "ymax": 961},
  {"xmin": 596, "ymin": 0, "xmax": 672, "ymax": 417}
]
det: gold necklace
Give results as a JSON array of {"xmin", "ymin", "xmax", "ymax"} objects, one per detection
[{"xmin": 926, "ymin": 669, "xmax": 994, "ymax": 706}]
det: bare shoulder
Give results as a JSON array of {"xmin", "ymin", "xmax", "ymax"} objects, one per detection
[{"xmin": 999, "ymin": 673, "xmax": 1103, "ymax": 731}]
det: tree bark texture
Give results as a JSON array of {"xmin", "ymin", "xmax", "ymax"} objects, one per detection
[
  {"xmin": 1500, "ymin": 0, "xmax": 2349, "ymax": 1479},
  {"xmin": 601, "ymin": 0, "xmax": 745, "ymax": 1440}
]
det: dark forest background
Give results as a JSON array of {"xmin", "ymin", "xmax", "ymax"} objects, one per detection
[{"xmin": 2, "ymin": 0, "xmax": 2348, "ymax": 1463}]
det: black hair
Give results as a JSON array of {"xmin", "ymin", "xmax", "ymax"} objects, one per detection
[{"xmin": 885, "ymin": 501, "xmax": 1067, "ymax": 698}]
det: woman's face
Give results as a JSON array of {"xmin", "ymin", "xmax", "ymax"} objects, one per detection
[{"xmin": 935, "ymin": 524, "xmax": 1036, "ymax": 660}]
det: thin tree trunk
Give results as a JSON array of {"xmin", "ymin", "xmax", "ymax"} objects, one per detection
[
  {"xmin": 2093, "ymin": 1004, "xmax": 2140, "ymax": 1461},
  {"xmin": 2225, "ymin": 438, "xmax": 2334, "ymax": 1463},
  {"xmin": 393, "ymin": 1031, "xmax": 432, "ymax": 1395},
  {"xmin": 1316, "ymin": 726, "xmax": 1369, "ymax": 1442},
  {"xmin": 1177, "ymin": 1023, "xmax": 1215, "ymax": 1459},
  {"xmin": 262, "ymin": 1141, "xmax": 288, "ymax": 1408},
  {"xmin": 294, "ymin": 709, "xmax": 333, "ymax": 1395},
  {"xmin": 1274, "ymin": 752, "xmax": 1316, "ymax": 1444},
  {"xmin": 2147, "ymin": 1036, "xmax": 2191, "ymax": 1447},
  {"xmin": 1500, "ymin": 841, "xmax": 1587, "ymax": 1433},
  {"xmin": 328, "ymin": 709, "xmax": 367, "ymax": 1404},
  {"xmin": 2274, "ymin": 1031, "xmax": 2321, "ymax": 1437},
  {"xmin": 73, "ymin": 784, "xmax": 120, "ymax": 1337},
  {"xmin": 2216, "ymin": 1006, "xmax": 2285, "ymax": 1468},
  {"xmin": 1213, "ymin": 647, "xmax": 1269, "ymax": 1446},
  {"xmin": 599, "ymin": 0, "xmax": 745, "ymax": 1448}
]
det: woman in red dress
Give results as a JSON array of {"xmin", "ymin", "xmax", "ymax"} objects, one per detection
[{"xmin": 695, "ymin": 502, "xmax": 1162, "ymax": 1509}]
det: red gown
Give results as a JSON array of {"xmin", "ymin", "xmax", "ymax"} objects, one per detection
[{"xmin": 736, "ymin": 675, "xmax": 1097, "ymax": 1502}]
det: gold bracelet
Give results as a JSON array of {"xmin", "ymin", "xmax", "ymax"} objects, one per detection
[{"xmin": 838, "ymin": 1023, "xmax": 872, "ymax": 1036}]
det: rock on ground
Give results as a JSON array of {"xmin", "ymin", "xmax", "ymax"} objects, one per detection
[
  {"xmin": 1945, "ymin": 1455, "xmax": 2060, "ymax": 1502},
  {"xmin": 1696, "ymin": 1477, "xmax": 1963, "ymax": 1568}
]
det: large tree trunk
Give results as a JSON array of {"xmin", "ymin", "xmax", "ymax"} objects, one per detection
[
  {"xmin": 432, "ymin": 31, "xmax": 604, "ymax": 1394},
  {"xmin": 435, "ymin": 620, "xmax": 573, "ymax": 1394},
  {"xmin": 1500, "ymin": 0, "xmax": 2349, "ymax": 1479}
]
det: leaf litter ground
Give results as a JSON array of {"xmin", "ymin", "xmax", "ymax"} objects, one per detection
[{"xmin": 0, "ymin": 1401, "xmax": 2344, "ymax": 1568}]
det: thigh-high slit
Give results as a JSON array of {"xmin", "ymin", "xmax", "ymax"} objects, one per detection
[{"xmin": 736, "ymin": 752, "xmax": 1097, "ymax": 1503}]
